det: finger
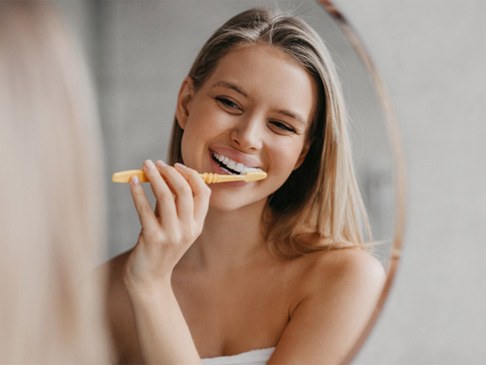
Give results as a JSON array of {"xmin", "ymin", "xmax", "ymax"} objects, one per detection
[
  {"xmin": 155, "ymin": 160, "xmax": 194, "ymax": 220},
  {"xmin": 143, "ymin": 160, "xmax": 178, "ymax": 227},
  {"xmin": 129, "ymin": 175, "xmax": 160, "ymax": 235},
  {"xmin": 174, "ymin": 163, "xmax": 211, "ymax": 223}
]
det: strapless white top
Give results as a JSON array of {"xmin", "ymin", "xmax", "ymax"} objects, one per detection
[{"xmin": 201, "ymin": 347, "xmax": 275, "ymax": 365}]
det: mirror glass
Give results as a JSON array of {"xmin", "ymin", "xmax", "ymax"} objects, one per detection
[
  {"xmin": 65, "ymin": 0, "xmax": 396, "ymax": 264},
  {"xmin": 59, "ymin": 0, "xmax": 400, "ymax": 360}
]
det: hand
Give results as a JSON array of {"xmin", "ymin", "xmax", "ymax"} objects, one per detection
[{"xmin": 124, "ymin": 159, "xmax": 211, "ymax": 291}]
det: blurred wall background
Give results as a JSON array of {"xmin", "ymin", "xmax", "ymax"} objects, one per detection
[
  {"xmin": 334, "ymin": 1, "xmax": 486, "ymax": 364},
  {"xmin": 58, "ymin": 0, "xmax": 485, "ymax": 363}
]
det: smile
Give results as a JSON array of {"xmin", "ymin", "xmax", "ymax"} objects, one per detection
[{"xmin": 211, "ymin": 152, "xmax": 259, "ymax": 175}]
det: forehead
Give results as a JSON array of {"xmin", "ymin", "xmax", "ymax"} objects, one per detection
[{"xmin": 202, "ymin": 44, "xmax": 318, "ymax": 124}]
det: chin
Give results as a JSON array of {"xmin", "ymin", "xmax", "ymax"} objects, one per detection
[
  {"xmin": 208, "ymin": 196, "xmax": 245, "ymax": 212},
  {"xmin": 208, "ymin": 193, "xmax": 267, "ymax": 213}
]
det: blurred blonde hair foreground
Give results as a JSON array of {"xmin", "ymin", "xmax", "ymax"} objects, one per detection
[{"xmin": 0, "ymin": 2, "xmax": 111, "ymax": 363}]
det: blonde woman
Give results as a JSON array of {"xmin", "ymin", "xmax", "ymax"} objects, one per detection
[
  {"xmin": 0, "ymin": 2, "xmax": 110, "ymax": 364},
  {"xmin": 105, "ymin": 8, "xmax": 385, "ymax": 364}
]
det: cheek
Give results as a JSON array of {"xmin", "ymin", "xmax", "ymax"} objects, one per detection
[
  {"xmin": 262, "ymin": 144, "xmax": 303, "ymax": 194},
  {"xmin": 270, "ymin": 142, "xmax": 305, "ymax": 174},
  {"xmin": 180, "ymin": 121, "xmax": 204, "ymax": 166}
]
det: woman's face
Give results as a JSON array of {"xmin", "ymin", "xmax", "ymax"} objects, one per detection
[{"xmin": 176, "ymin": 44, "xmax": 317, "ymax": 212}]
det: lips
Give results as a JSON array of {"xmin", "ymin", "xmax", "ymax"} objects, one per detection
[{"xmin": 211, "ymin": 151, "xmax": 261, "ymax": 175}]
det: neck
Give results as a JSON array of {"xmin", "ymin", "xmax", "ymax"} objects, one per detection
[{"xmin": 181, "ymin": 200, "xmax": 269, "ymax": 270}]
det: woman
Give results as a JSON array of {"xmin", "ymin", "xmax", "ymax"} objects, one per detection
[
  {"xmin": 105, "ymin": 8, "xmax": 385, "ymax": 364},
  {"xmin": 0, "ymin": 2, "xmax": 110, "ymax": 364}
]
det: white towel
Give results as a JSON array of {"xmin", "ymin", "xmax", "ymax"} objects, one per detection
[{"xmin": 201, "ymin": 347, "xmax": 275, "ymax": 365}]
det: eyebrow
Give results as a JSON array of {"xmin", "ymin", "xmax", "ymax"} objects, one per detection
[
  {"xmin": 211, "ymin": 80, "xmax": 248, "ymax": 97},
  {"xmin": 211, "ymin": 80, "xmax": 308, "ymax": 126},
  {"xmin": 276, "ymin": 109, "xmax": 307, "ymax": 126}
]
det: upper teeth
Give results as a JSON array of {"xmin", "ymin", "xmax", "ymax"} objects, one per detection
[{"xmin": 213, "ymin": 152, "xmax": 255, "ymax": 174}]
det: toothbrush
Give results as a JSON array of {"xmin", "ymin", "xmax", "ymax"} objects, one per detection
[{"xmin": 112, "ymin": 169, "xmax": 267, "ymax": 184}]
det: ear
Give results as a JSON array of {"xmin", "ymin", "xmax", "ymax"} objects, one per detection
[
  {"xmin": 175, "ymin": 77, "xmax": 195, "ymax": 129},
  {"xmin": 293, "ymin": 141, "xmax": 310, "ymax": 170}
]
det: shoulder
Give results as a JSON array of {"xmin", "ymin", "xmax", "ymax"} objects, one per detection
[
  {"xmin": 268, "ymin": 249, "xmax": 385, "ymax": 363},
  {"xmin": 269, "ymin": 249, "xmax": 385, "ymax": 363},
  {"xmin": 102, "ymin": 250, "xmax": 131, "ymax": 283},
  {"xmin": 98, "ymin": 249, "xmax": 132, "ymax": 319},
  {"xmin": 290, "ymin": 247, "xmax": 386, "ymax": 316},
  {"xmin": 299, "ymin": 247, "xmax": 385, "ymax": 290},
  {"xmin": 100, "ymin": 249, "xmax": 133, "ymax": 319},
  {"xmin": 322, "ymin": 248, "xmax": 385, "ymax": 286},
  {"xmin": 99, "ymin": 250, "xmax": 132, "ymax": 301},
  {"xmin": 99, "ymin": 250, "xmax": 142, "ymax": 363}
]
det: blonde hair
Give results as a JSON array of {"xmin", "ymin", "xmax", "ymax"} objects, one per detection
[
  {"xmin": 169, "ymin": 8, "xmax": 370, "ymax": 258},
  {"xmin": 0, "ymin": 2, "xmax": 110, "ymax": 363}
]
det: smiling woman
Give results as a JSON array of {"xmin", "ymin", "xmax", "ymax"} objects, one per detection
[
  {"xmin": 100, "ymin": 7, "xmax": 386, "ymax": 365},
  {"xmin": 174, "ymin": 44, "xmax": 316, "ymax": 215}
]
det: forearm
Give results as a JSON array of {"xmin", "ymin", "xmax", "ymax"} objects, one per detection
[
  {"xmin": 123, "ymin": 161, "xmax": 209, "ymax": 364},
  {"xmin": 128, "ymin": 282, "xmax": 201, "ymax": 365}
]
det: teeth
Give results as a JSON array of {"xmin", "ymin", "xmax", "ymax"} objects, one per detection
[{"xmin": 213, "ymin": 152, "xmax": 256, "ymax": 174}]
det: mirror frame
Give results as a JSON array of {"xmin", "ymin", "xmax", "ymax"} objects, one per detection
[{"xmin": 317, "ymin": 1, "xmax": 406, "ymax": 362}]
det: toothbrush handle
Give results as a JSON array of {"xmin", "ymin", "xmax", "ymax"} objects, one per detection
[
  {"xmin": 112, "ymin": 170, "xmax": 148, "ymax": 183},
  {"xmin": 112, "ymin": 170, "xmax": 244, "ymax": 184},
  {"xmin": 199, "ymin": 173, "xmax": 243, "ymax": 184}
]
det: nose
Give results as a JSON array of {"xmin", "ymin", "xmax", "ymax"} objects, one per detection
[{"xmin": 230, "ymin": 116, "xmax": 264, "ymax": 152}]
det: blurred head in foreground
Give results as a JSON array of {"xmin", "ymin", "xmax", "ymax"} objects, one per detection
[{"xmin": 0, "ymin": 2, "xmax": 110, "ymax": 363}]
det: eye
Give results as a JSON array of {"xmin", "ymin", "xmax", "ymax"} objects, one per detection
[
  {"xmin": 269, "ymin": 120, "xmax": 297, "ymax": 134},
  {"xmin": 215, "ymin": 96, "xmax": 242, "ymax": 113}
]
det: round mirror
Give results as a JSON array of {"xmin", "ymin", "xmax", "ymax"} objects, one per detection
[{"xmin": 59, "ymin": 0, "xmax": 404, "ymax": 362}]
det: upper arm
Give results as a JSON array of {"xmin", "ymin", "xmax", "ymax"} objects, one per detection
[{"xmin": 268, "ymin": 250, "xmax": 385, "ymax": 365}]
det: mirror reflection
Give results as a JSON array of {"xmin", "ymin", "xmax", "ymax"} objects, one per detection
[
  {"xmin": 59, "ymin": 1, "xmax": 396, "ymax": 364},
  {"xmin": 59, "ymin": 0, "xmax": 394, "ymax": 265}
]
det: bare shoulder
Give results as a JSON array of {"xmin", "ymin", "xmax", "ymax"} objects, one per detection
[
  {"xmin": 99, "ymin": 250, "xmax": 142, "ymax": 363},
  {"xmin": 99, "ymin": 250, "xmax": 132, "ymax": 304},
  {"xmin": 99, "ymin": 250, "xmax": 132, "ymax": 328},
  {"xmin": 102, "ymin": 250, "xmax": 131, "ymax": 285},
  {"xmin": 269, "ymin": 249, "xmax": 385, "ymax": 364},
  {"xmin": 296, "ymin": 247, "xmax": 385, "ymax": 295},
  {"xmin": 329, "ymin": 247, "xmax": 384, "ymax": 279},
  {"xmin": 285, "ymin": 247, "xmax": 386, "ymax": 332}
]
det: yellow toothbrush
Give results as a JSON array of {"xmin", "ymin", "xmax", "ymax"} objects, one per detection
[{"xmin": 112, "ymin": 169, "xmax": 267, "ymax": 184}]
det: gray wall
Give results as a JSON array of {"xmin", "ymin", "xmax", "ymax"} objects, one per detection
[{"xmin": 334, "ymin": 0, "xmax": 486, "ymax": 364}]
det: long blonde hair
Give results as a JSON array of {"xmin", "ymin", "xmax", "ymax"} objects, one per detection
[
  {"xmin": 169, "ymin": 8, "xmax": 370, "ymax": 258},
  {"xmin": 0, "ymin": 2, "xmax": 110, "ymax": 363}
]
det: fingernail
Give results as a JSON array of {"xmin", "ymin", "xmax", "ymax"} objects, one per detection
[
  {"xmin": 144, "ymin": 159, "xmax": 155, "ymax": 169},
  {"xmin": 131, "ymin": 175, "xmax": 139, "ymax": 184},
  {"xmin": 156, "ymin": 160, "xmax": 167, "ymax": 168}
]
